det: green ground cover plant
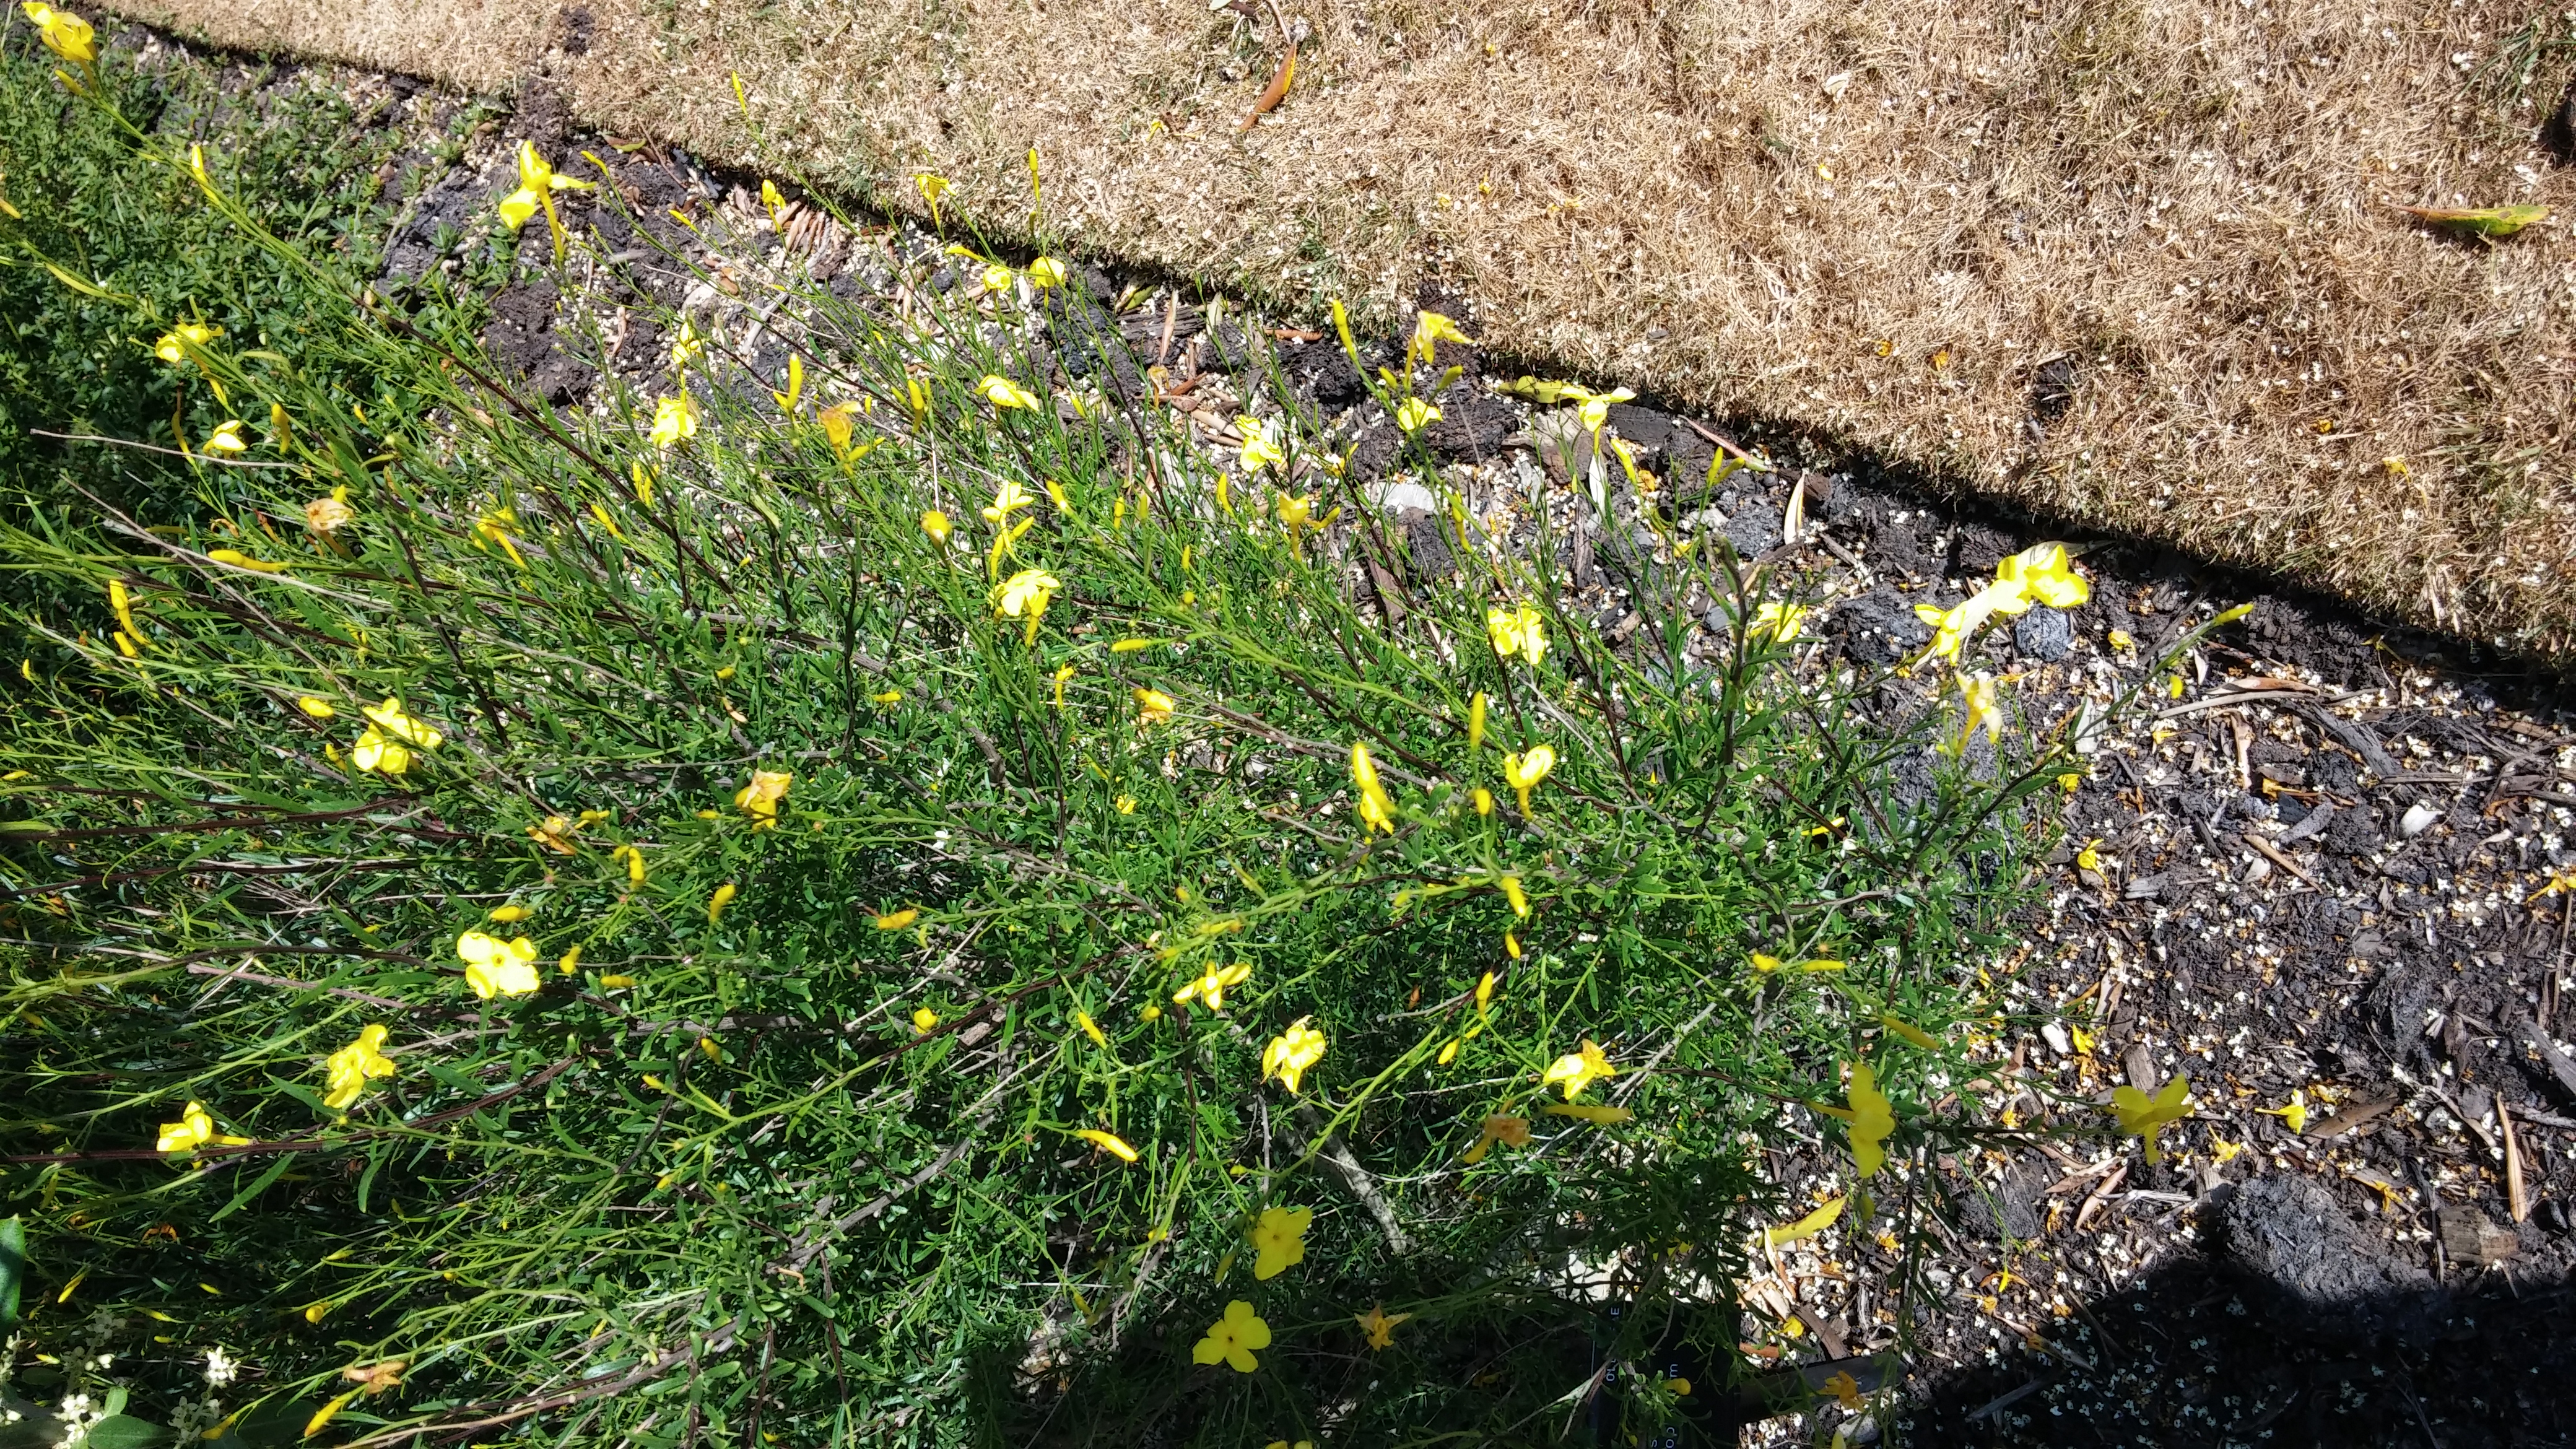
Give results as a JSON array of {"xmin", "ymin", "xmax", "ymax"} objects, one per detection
[{"xmin": 0, "ymin": 21, "xmax": 2236, "ymax": 1447}]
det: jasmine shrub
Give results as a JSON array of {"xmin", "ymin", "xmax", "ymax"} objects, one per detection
[{"xmin": 0, "ymin": 36, "xmax": 2232, "ymax": 1448}]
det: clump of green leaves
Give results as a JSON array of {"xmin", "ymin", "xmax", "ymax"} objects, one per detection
[{"xmin": 0, "ymin": 33, "xmax": 2183, "ymax": 1449}]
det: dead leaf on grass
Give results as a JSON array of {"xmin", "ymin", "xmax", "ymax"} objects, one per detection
[
  {"xmin": 2392, "ymin": 202, "xmax": 2550, "ymax": 239},
  {"xmin": 1240, "ymin": 44, "xmax": 1296, "ymax": 131}
]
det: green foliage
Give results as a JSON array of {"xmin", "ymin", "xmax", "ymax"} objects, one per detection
[{"xmin": 0, "ymin": 33, "xmax": 2194, "ymax": 1449}]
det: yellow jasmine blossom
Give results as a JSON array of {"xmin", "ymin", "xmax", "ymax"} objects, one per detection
[
  {"xmin": 296, "ymin": 696, "xmax": 336, "ymax": 719},
  {"xmin": 1486, "ymin": 603, "xmax": 1548, "ymax": 667},
  {"xmin": 1473, "ymin": 786, "xmax": 1494, "ymax": 816},
  {"xmin": 1497, "ymin": 874, "xmax": 1529, "ymax": 918},
  {"xmin": 206, "ymin": 547, "xmax": 285, "ymax": 572},
  {"xmin": 362, "ymin": 698, "xmax": 441, "ymax": 751},
  {"xmin": 1567, "ymin": 385, "xmax": 1637, "ymax": 434},
  {"xmin": 1502, "ymin": 744, "xmax": 1556, "ymax": 816},
  {"xmin": 1028, "ymin": 256, "xmax": 1068, "ymax": 289},
  {"xmin": 667, "ymin": 318, "xmax": 705, "ymax": 371},
  {"xmin": 1351, "ymin": 740, "xmax": 1397, "ymax": 834},
  {"xmin": 107, "ymin": 577, "xmax": 145, "ymax": 647},
  {"xmin": 1993, "ymin": 542, "xmax": 2091, "ymax": 609},
  {"xmin": 1762, "ymin": 1194, "xmax": 1846, "ymax": 1248},
  {"xmin": 1355, "ymin": 1303, "xmax": 1413, "ymax": 1351},
  {"xmin": 1540, "ymin": 1037, "xmax": 1616, "ymax": 1100},
  {"xmin": 981, "ymin": 263, "xmax": 1015, "ymax": 294},
  {"xmin": 157, "ymin": 1101, "xmax": 248, "ymax": 1154},
  {"xmin": 980, "ymin": 375, "xmax": 1042, "ymax": 411},
  {"xmin": 1395, "ymin": 398, "xmax": 1440, "ymax": 432},
  {"xmin": 152, "ymin": 321, "xmax": 219, "ymax": 365},
  {"xmin": 2259, "ymin": 1089, "xmax": 2308, "ymax": 1135},
  {"xmin": 1191, "ymin": 1300, "xmax": 1271, "ymax": 1372},
  {"xmin": 472, "ymin": 507, "xmax": 528, "ymax": 567},
  {"xmin": 349, "ymin": 726, "xmax": 414, "ymax": 776},
  {"xmin": 916, "ymin": 509, "xmax": 954, "ymax": 547},
  {"xmin": 1249, "ymin": 1204, "xmax": 1311, "ymax": 1279},
  {"xmin": 981, "ymin": 479, "xmax": 1035, "ymax": 527},
  {"xmin": 1237, "ymin": 416, "xmax": 1287, "ymax": 474},
  {"xmin": 1115, "ymin": 794, "xmax": 1138, "ymax": 814},
  {"xmin": 648, "ymin": 394, "xmax": 698, "ymax": 450},
  {"xmin": 707, "ymin": 881, "xmax": 738, "ymax": 924},
  {"xmin": 558, "ymin": 944, "xmax": 581, "ymax": 973},
  {"xmin": 1073, "ymin": 1128, "xmax": 1138, "ymax": 1162},
  {"xmin": 24, "ymin": 3, "xmax": 97, "ymax": 65},
  {"xmin": 2209, "ymin": 1138, "xmax": 2247, "ymax": 1164},
  {"xmin": 871, "ymin": 689, "xmax": 902, "ymax": 705},
  {"xmin": 496, "ymin": 141, "xmax": 596, "ymax": 259},
  {"xmin": 993, "ymin": 567, "xmax": 1062, "ymax": 644},
  {"xmin": 1173, "ymin": 960, "xmax": 1251, "ymax": 1012},
  {"xmin": 456, "ymin": 931, "xmax": 540, "ymax": 999},
  {"xmin": 612, "ymin": 843, "xmax": 647, "ymax": 887},
  {"xmin": 2109, "ymin": 1073, "xmax": 2192, "ymax": 1165},
  {"xmin": 1840, "ymin": 1063, "xmax": 1895, "ymax": 1177},
  {"xmin": 1503, "ymin": 930, "xmax": 1521, "ymax": 957},
  {"xmin": 912, "ymin": 1006, "xmax": 939, "ymax": 1034},
  {"xmin": 1261, "ymin": 1016, "xmax": 1326, "ymax": 1093},
  {"xmin": 1913, "ymin": 587, "xmax": 2014, "ymax": 668},
  {"xmin": 302, "ymin": 492, "xmax": 356, "ymax": 541},
  {"xmin": 1276, "ymin": 492, "xmax": 1320, "ymax": 540},
  {"xmin": 202, "ymin": 420, "xmax": 249, "ymax": 456},
  {"xmin": 2073, "ymin": 839, "xmax": 2102, "ymax": 874},
  {"xmin": 1134, "ymin": 687, "xmax": 1177, "ymax": 725},
  {"xmin": 1467, "ymin": 691, "xmax": 1487, "ymax": 753},
  {"xmin": 1461, "ymin": 1113, "xmax": 1530, "ymax": 1164},
  {"xmin": 488, "ymin": 903, "xmax": 532, "ymax": 923},
  {"xmin": 1944, "ymin": 671, "xmax": 2003, "ymax": 757},
  {"xmin": 1748, "ymin": 600, "xmax": 1806, "ymax": 643},
  {"xmin": 1545, "ymin": 1103, "xmax": 1634, "ymax": 1125},
  {"xmin": 599, "ymin": 973, "xmax": 636, "ymax": 989},
  {"xmin": 1880, "ymin": 1015, "xmax": 1941, "ymax": 1050},
  {"xmin": 1749, "ymin": 954, "xmax": 1845, "ymax": 975},
  {"xmin": 874, "ymin": 907, "xmax": 920, "ymax": 930},
  {"xmin": 1476, "ymin": 971, "xmax": 1499, "ymax": 1013},
  {"xmin": 734, "ymin": 768, "xmax": 793, "ymax": 829},
  {"xmin": 1409, "ymin": 310, "xmax": 1473, "ymax": 365},
  {"xmin": 322, "ymin": 1025, "xmax": 395, "ymax": 1110},
  {"xmin": 1073, "ymin": 1009, "xmax": 1108, "ymax": 1048},
  {"xmin": 915, "ymin": 172, "xmax": 952, "ymax": 226}
]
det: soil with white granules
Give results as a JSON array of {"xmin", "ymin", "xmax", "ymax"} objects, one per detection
[{"xmin": 97, "ymin": 32, "xmax": 2576, "ymax": 1444}]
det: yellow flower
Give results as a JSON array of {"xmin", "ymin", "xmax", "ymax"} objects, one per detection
[
  {"xmin": 1502, "ymin": 744, "xmax": 1557, "ymax": 816},
  {"xmin": 361, "ymin": 698, "xmax": 441, "ymax": 751},
  {"xmin": 981, "ymin": 263, "xmax": 1015, "ymax": 294},
  {"xmin": 1497, "ymin": 875, "xmax": 1529, "ymax": 919},
  {"xmin": 1276, "ymin": 492, "xmax": 1320, "ymax": 540},
  {"xmin": 295, "ymin": 696, "xmax": 336, "ymax": 719},
  {"xmin": 1409, "ymin": 310, "xmax": 1473, "ymax": 365},
  {"xmin": 1115, "ymin": 794, "xmax": 1138, "ymax": 814},
  {"xmin": 912, "ymin": 1006, "xmax": 939, "ymax": 1034},
  {"xmin": 1993, "ymin": 542, "xmax": 2091, "ymax": 609},
  {"xmin": 456, "ymin": 931, "xmax": 540, "ymax": 999},
  {"xmin": 155, "ymin": 1101, "xmax": 246, "ymax": 1154},
  {"xmin": 874, "ymin": 907, "xmax": 919, "ymax": 930},
  {"xmin": 558, "ymin": 944, "xmax": 581, "ymax": 973},
  {"xmin": 921, "ymin": 509, "xmax": 953, "ymax": 545},
  {"xmin": 304, "ymin": 491, "xmax": 355, "ymax": 535},
  {"xmin": 1172, "ymin": 960, "xmax": 1251, "ymax": 1012},
  {"xmin": 915, "ymin": 172, "xmax": 952, "ymax": 225},
  {"xmin": 1944, "ymin": 671, "xmax": 2004, "ymax": 757},
  {"xmin": 1191, "ymin": 1300, "xmax": 1271, "ymax": 1372},
  {"xmin": 1762, "ymin": 1194, "xmax": 1846, "ymax": 1248},
  {"xmin": 1748, "ymin": 600, "xmax": 1806, "ymax": 643},
  {"xmin": 2259, "ymin": 1089, "xmax": 2308, "ymax": 1136},
  {"xmin": 202, "ymin": 420, "xmax": 249, "ymax": 456},
  {"xmin": 1073, "ymin": 1128, "xmax": 1138, "ymax": 1162},
  {"xmin": 488, "ymin": 903, "xmax": 532, "ymax": 923},
  {"xmin": 1466, "ymin": 691, "xmax": 1487, "ymax": 754},
  {"xmin": 1134, "ymin": 688, "xmax": 1177, "ymax": 725},
  {"xmin": 599, "ymin": 973, "xmax": 637, "ymax": 989},
  {"xmin": 1074, "ymin": 1009, "xmax": 1108, "ymax": 1048},
  {"xmin": 1843, "ymin": 1063, "xmax": 1896, "ymax": 1178},
  {"xmin": 1395, "ymin": 398, "xmax": 1440, "ymax": 432},
  {"xmin": 1028, "ymin": 256, "xmax": 1068, "ymax": 288},
  {"xmin": 1485, "ymin": 603, "xmax": 1548, "ymax": 668},
  {"xmin": 152, "ymin": 321, "xmax": 220, "ymax": 365},
  {"xmin": 349, "ymin": 726, "xmax": 413, "ymax": 776},
  {"xmin": 206, "ymin": 547, "xmax": 285, "ymax": 573},
  {"xmin": 1237, "ymin": 416, "xmax": 1287, "ymax": 474},
  {"xmin": 1749, "ymin": 954, "xmax": 1845, "ymax": 975},
  {"xmin": 992, "ymin": 567, "xmax": 1062, "ymax": 644},
  {"xmin": 2107, "ymin": 628, "xmax": 2136, "ymax": 651},
  {"xmin": 1350, "ymin": 740, "xmax": 1397, "ymax": 835},
  {"xmin": 666, "ymin": 318, "xmax": 705, "ymax": 371},
  {"xmin": 472, "ymin": 507, "xmax": 528, "ymax": 567},
  {"xmin": 980, "ymin": 374, "xmax": 1042, "ymax": 411},
  {"xmin": 734, "ymin": 768, "xmax": 793, "ymax": 829},
  {"xmin": 648, "ymin": 394, "xmax": 698, "ymax": 450},
  {"xmin": 1249, "ymin": 1204, "xmax": 1311, "ymax": 1279},
  {"xmin": 1355, "ymin": 1303, "xmax": 1413, "ymax": 1351},
  {"xmin": 1461, "ymin": 1113, "xmax": 1530, "ymax": 1164},
  {"xmin": 23, "ymin": 3, "xmax": 97, "ymax": 65},
  {"xmin": 1476, "ymin": 971, "xmax": 1499, "ymax": 1013},
  {"xmin": 1473, "ymin": 786, "xmax": 1494, "ymax": 816},
  {"xmin": 1544, "ymin": 1103, "xmax": 1634, "ymax": 1125},
  {"xmin": 496, "ymin": 141, "xmax": 595, "ymax": 258},
  {"xmin": 2209, "ymin": 1138, "xmax": 2247, "ymax": 1164},
  {"xmin": 980, "ymin": 479, "xmax": 1035, "ymax": 527},
  {"xmin": 612, "ymin": 843, "xmax": 647, "ymax": 887},
  {"xmin": 322, "ymin": 1025, "xmax": 395, "ymax": 1110},
  {"xmin": 1567, "ymin": 385, "xmax": 1637, "ymax": 433},
  {"xmin": 871, "ymin": 689, "xmax": 902, "ymax": 705},
  {"xmin": 1261, "ymin": 1016, "xmax": 1326, "ymax": 1093},
  {"xmin": 1912, "ymin": 586, "xmax": 2014, "ymax": 668},
  {"xmin": 707, "ymin": 881, "xmax": 738, "ymax": 924},
  {"xmin": 1540, "ymin": 1038, "xmax": 1616, "ymax": 1100},
  {"xmin": 2109, "ymin": 1073, "xmax": 2192, "ymax": 1165}
]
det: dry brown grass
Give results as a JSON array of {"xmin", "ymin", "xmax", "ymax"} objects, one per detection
[{"xmin": 104, "ymin": 0, "xmax": 2576, "ymax": 651}]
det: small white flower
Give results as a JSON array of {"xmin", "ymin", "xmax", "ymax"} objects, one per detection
[
  {"xmin": 204, "ymin": 1346, "xmax": 239, "ymax": 1387},
  {"xmin": 56, "ymin": 1396, "xmax": 93, "ymax": 1425}
]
